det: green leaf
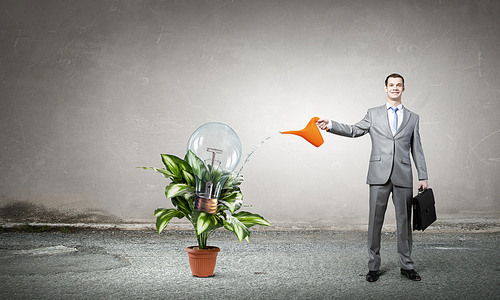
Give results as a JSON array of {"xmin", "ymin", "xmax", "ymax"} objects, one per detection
[
  {"xmin": 165, "ymin": 183, "xmax": 194, "ymax": 199},
  {"xmin": 154, "ymin": 208, "xmax": 185, "ymax": 234},
  {"xmin": 218, "ymin": 200, "xmax": 234, "ymax": 214},
  {"xmin": 154, "ymin": 168, "xmax": 175, "ymax": 179},
  {"xmin": 223, "ymin": 173, "xmax": 243, "ymax": 190},
  {"xmin": 220, "ymin": 190, "xmax": 242, "ymax": 201},
  {"xmin": 171, "ymin": 196, "xmax": 192, "ymax": 216},
  {"xmin": 161, "ymin": 154, "xmax": 185, "ymax": 180},
  {"xmin": 233, "ymin": 211, "xmax": 272, "ymax": 228},
  {"xmin": 223, "ymin": 215, "xmax": 250, "ymax": 242},
  {"xmin": 218, "ymin": 191, "xmax": 243, "ymax": 213},
  {"xmin": 196, "ymin": 212, "xmax": 211, "ymax": 235},
  {"xmin": 178, "ymin": 158, "xmax": 193, "ymax": 174},
  {"xmin": 182, "ymin": 169, "xmax": 195, "ymax": 187},
  {"xmin": 195, "ymin": 211, "xmax": 223, "ymax": 235},
  {"xmin": 186, "ymin": 150, "xmax": 206, "ymax": 180}
]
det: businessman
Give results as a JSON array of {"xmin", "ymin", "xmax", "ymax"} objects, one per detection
[{"xmin": 317, "ymin": 73, "xmax": 428, "ymax": 282}]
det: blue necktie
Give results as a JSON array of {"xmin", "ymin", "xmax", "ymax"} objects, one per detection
[{"xmin": 390, "ymin": 107, "xmax": 399, "ymax": 135}]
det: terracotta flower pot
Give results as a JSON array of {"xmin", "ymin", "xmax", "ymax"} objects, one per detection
[{"xmin": 185, "ymin": 246, "xmax": 220, "ymax": 277}]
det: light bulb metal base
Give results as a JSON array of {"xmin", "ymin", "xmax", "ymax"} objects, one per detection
[{"xmin": 194, "ymin": 194, "xmax": 218, "ymax": 214}]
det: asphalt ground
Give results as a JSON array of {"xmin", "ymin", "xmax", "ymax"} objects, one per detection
[{"xmin": 1, "ymin": 228, "xmax": 499, "ymax": 299}]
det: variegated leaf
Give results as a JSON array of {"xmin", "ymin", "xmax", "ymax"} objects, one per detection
[
  {"xmin": 186, "ymin": 150, "xmax": 206, "ymax": 179},
  {"xmin": 233, "ymin": 211, "xmax": 272, "ymax": 228},
  {"xmin": 165, "ymin": 183, "xmax": 193, "ymax": 199},
  {"xmin": 154, "ymin": 208, "xmax": 184, "ymax": 233},
  {"xmin": 161, "ymin": 154, "xmax": 183, "ymax": 179},
  {"xmin": 171, "ymin": 197, "xmax": 192, "ymax": 216},
  {"xmin": 182, "ymin": 169, "xmax": 195, "ymax": 187},
  {"xmin": 224, "ymin": 215, "xmax": 250, "ymax": 242},
  {"xmin": 196, "ymin": 212, "xmax": 211, "ymax": 234}
]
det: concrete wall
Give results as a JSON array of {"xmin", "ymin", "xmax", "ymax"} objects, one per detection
[{"xmin": 1, "ymin": 0, "xmax": 499, "ymax": 228}]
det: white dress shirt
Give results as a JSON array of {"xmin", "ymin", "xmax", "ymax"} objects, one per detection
[{"xmin": 386, "ymin": 102, "xmax": 403, "ymax": 135}]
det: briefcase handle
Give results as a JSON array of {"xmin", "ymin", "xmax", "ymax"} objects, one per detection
[{"xmin": 418, "ymin": 187, "xmax": 429, "ymax": 195}]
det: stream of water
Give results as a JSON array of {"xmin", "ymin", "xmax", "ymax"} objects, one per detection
[{"xmin": 236, "ymin": 134, "xmax": 277, "ymax": 177}]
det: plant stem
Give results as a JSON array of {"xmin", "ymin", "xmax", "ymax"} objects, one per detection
[{"xmin": 201, "ymin": 231, "xmax": 207, "ymax": 249}]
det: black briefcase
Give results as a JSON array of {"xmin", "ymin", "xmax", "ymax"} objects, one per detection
[{"xmin": 412, "ymin": 188, "xmax": 437, "ymax": 231}]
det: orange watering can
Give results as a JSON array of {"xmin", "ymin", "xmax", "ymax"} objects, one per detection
[{"xmin": 281, "ymin": 117, "xmax": 324, "ymax": 147}]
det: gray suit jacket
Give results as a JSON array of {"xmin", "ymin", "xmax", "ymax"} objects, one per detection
[{"xmin": 328, "ymin": 105, "xmax": 428, "ymax": 188}]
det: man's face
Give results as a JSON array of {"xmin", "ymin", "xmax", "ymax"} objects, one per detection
[{"xmin": 384, "ymin": 77, "xmax": 405, "ymax": 101}]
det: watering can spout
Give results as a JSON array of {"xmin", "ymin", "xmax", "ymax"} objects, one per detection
[{"xmin": 281, "ymin": 117, "xmax": 324, "ymax": 147}]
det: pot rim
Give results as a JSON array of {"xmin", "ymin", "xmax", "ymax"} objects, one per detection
[{"xmin": 185, "ymin": 246, "xmax": 220, "ymax": 253}]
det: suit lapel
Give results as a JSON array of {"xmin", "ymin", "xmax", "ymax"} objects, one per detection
[
  {"xmin": 379, "ymin": 105, "xmax": 393, "ymax": 137},
  {"xmin": 395, "ymin": 105, "xmax": 411, "ymax": 136}
]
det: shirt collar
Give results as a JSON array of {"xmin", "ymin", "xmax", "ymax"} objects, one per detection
[{"xmin": 386, "ymin": 102, "xmax": 403, "ymax": 111}]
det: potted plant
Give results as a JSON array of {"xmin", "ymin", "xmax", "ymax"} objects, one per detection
[{"xmin": 141, "ymin": 150, "xmax": 271, "ymax": 277}]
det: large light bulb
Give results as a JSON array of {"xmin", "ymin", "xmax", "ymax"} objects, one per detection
[{"xmin": 187, "ymin": 122, "xmax": 242, "ymax": 214}]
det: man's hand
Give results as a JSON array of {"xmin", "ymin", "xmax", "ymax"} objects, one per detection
[
  {"xmin": 316, "ymin": 118, "xmax": 330, "ymax": 131},
  {"xmin": 418, "ymin": 180, "xmax": 428, "ymax": 191}
]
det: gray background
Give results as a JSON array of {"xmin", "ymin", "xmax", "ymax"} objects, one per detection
[{"xmin": 1, "ymin": 0, "xmax": 499, "ymax": 228}]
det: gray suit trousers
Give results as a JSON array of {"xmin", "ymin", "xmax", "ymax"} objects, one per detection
[{"xmin": 368, "ymin": 182, "xmax": 414, "ymax": 271}]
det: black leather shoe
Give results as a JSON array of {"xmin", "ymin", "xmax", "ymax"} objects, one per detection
[
  {"xmin": 366, "ymin": 270, "xmax": 380, "ymax": 282},
  {"xmin": 401, "ymin": 268, "xmax": 421, "ymax": 281}
]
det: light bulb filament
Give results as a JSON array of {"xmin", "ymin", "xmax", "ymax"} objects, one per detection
[{"xmin": 206, "ymin": 147, "xmax": 223, "ymax": 172}]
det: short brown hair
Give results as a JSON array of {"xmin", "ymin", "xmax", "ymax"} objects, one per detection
[{"xmin": 385, "ymin": 73, "xmax": 405, "ymax": 86}]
